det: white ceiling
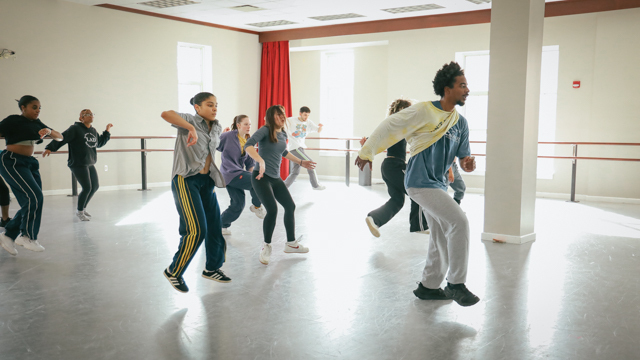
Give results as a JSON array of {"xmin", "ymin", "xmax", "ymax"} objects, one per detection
[{"xmin": 64, "ymin": 0, "xmax": 564, "ymax": 32}]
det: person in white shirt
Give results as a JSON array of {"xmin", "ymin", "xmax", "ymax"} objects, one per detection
[{"xmin": 283, "ymin": 106, "xmax": 325, "ymax": 190}]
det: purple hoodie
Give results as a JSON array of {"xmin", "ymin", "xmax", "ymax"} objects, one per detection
[{"xmin": 217, "ymin": 129, "xmax": 256, "ymax": 184}]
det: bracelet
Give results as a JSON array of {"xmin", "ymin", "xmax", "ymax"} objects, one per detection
[{"xmin": 299, "ymin": 160, "xmax": 303, "ymax": 165}]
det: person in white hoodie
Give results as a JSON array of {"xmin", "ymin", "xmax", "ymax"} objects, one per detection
[{"xmin": 283, "ymin": 106, "xmax": 325, "ymax": 190}]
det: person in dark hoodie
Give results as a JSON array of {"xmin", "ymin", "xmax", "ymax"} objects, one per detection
[
  {"xmin": 218, "ymin": 115, "xmax": 266, "ymax": 235},
  {"xmin": 43, "ymin": 109, "xmax": 112, "ymax": 221}
]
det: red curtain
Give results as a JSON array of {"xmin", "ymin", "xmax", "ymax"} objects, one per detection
[{"xmin": 259, "ymin": 41, "xmax": 293, "ymax": 180}]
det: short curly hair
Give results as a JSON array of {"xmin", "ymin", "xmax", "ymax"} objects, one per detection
[
  {"xmin": 432, "ymin": 62, "xmax": 465, "ymax": 97},
  {"xmin": 388, "ymin": 98, "xmax": 412, "ymax": 116}
]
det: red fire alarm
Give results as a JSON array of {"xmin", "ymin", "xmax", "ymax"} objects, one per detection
[{"xmin": 573, "ymin": 81, "xmax": 580, "ymax": 88}]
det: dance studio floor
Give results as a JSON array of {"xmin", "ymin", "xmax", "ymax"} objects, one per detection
[{"xmin": 1, "ymin": 180, "xmax": 639, "ymax": 360}]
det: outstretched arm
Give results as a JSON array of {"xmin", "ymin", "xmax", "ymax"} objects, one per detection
[{"xmin": 285, "ymin": 152, "xmax": 316, "ymax": 170}]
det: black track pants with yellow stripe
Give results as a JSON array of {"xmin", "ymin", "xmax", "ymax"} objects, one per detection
[{"xmin": 168, "ymin": 174, "xmax": 226, "ymax": 278}]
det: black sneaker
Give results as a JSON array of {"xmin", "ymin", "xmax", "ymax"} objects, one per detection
[
  {"xmin": 454, "ymin": 198, "xmax": 461, "ymax": 205},
  {"xmin": 444, "ymin": 283, "xmax": 479, "ymax": 307},
  {"xmin": 202, "ymin": 268, "xmax": 231, "ymax": 283},
  {"xmin": 413, "ymin": 282, "xmax": 448, "ymax": 300},
  {"xmin": 0, "ymin": 217, "xmax": 10, "ymax": 228},
  {"xmin": 164, "ymin": 268, "xmax": 189, "ymax": 293}
]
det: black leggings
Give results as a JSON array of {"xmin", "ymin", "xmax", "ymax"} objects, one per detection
[
  {"xmin": 251, "ymin": 171, "xmax": 295, "ymax": 243},
  {"xmin": 0, "ymin": 176, "xmax": 10, "ymax": 207},
  {"xmin": 70, "ymin": 165, "xmax": 99, "ymax": 211}
]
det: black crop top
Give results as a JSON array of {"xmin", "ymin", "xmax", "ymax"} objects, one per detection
[
  {"xmin": 0, "ymin": 115, "xmax": 51, "ymax": 145},
  {"xmin": 387, "ymin": 139, "xmax": 407, "ymax": 161}
]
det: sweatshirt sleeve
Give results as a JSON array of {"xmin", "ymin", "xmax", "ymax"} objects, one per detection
[
  {"xmin": 217, "ymin": 132, "xmax": 227, "ymax": 152},
  {"xmin": 244, "ymin": 152, "xmax": 255, "ymax": 170},
  {"xmin": 45, "ymin": 125, "xmax": 74, "ymax": 152},
  {"xmin": 357, "ymin": 103, "xmax": 432, "ymax": 161},
  {"xmin": 97, "ymin": 130, "xmax": 110, "ymax": 148}
]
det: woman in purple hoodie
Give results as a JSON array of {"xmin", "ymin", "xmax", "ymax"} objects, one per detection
[{"xmin": 218, "ymin": 115, "xmax": 265, "ymax": 235}]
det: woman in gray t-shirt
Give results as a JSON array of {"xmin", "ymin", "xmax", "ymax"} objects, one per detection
[{"xmin": 245, "ymin": 105, "xmax": 316, "ymax": 265}]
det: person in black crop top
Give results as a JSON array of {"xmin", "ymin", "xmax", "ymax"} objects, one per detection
[
  {"xmin": 0, "ymin": 95, "xmax": 63, "ymax": 256},
  {"xmin": 43, "ymin": 109, "xmax": 112, "ymax": 221},
  {"xmin": 360, "ymin": 99, "xmax": 429, "ymax": 239}
]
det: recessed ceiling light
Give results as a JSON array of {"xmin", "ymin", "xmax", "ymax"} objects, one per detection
[
  {"xmin": 382, "ymin": 4, "xmax": 444, "ymax": 14},
  {"xmin": 309, "ymin": 13, "xmax": 365, "ymax": 21},
  {"xmin": 138, "ymin": 0, "xmax": 200, "ymax": 8},
  {"xmin": 246, "ymin": 20, "xmax": 297, "ymax": 28},
  {"xmin": 231, "ymin": 5, "xmax": 265, "ymax": 12},
  {"xmin": 466, "ymin": 0, "xmax": 491, "ymax": 4}
]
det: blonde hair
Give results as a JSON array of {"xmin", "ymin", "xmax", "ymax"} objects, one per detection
[{"xmin": 388, "ymin": 98, "xmax": 412, "ymax": 116}]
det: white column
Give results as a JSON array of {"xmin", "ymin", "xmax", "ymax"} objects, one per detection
[{"xmin": 482, "ymin": 0, "xmax": 545, "ymax": 244}]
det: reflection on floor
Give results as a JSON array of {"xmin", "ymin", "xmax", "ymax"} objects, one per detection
[{"xmin": 1, "ymin": 181, "xmax": 639, "ymax": 359}]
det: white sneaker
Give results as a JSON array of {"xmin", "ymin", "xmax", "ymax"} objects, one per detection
[
  {"xmin": 312, "ymin": 185, "xmax": 326, "ymax": 191},
  {"xmin": 15, "ymin": 235, "xmax": 45, "ymax": 252},
  {"xmin": 0, "ymin": 232, "xmax": 17, "ymax": 256},
  {"xmin": 250, "ymin": 205, "xmax": 266, "ymax": 219},
  {"xmin": 83, "ymin": 210, "xmax": 92, "ymax": 218},
  {"xmin": 76, "ymin": 211, "xmax": 90, "ymax": 221},
  {"xmin": 284, "ymin": 238, "xmax": 309, "ymax": 253},
  {"xmin": 366, "ymin": 216, "xmax": 380, "ymax": 238},
  {"xmin": 259, "ymin": 243, "xmax": 272, "ymax": 265},
  {"xmin": 221, "ymin": 228, "xmax": 232, "ymax": 235}
]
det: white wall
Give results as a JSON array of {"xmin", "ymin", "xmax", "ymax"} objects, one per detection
[
  {"xmin": 0, "ymin": 0, "xmax": 261, "ymax": 192},
  {"xmin": 289, "ymin": 9, "xmax": 640, "ymax": 201}
]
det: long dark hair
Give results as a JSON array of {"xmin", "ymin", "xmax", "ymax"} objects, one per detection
[{"xmin": 264, "ymin": 105, "xmax": 286, "ymax": 143}]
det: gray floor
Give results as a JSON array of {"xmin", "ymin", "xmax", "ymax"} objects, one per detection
[{"xmin": 1, "ymin": 180, "xmax": 639, "ymax": 360}]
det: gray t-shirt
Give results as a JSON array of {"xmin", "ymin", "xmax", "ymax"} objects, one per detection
[
  {"xmin": 170, "ymin": 112, "xmax": 225, "ymax": 187},
  {"xmin": 244, "ymin": 125, "xmax": 288, "ymax": 179}
]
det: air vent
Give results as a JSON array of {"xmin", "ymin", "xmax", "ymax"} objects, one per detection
[
  {"xmin": 138, "ymin": 0, "xmax": 200, "ymax": 8},
  {"xmin": 246, "ymin": 20, "xmax": 297, "ymax": 28},
  {"xmin": 466, "ymin": 0, "xmax": 491, "ymax": 4},
  {"xmin": 382, "ymin": 4, "xmax": 444, "ymax": 14},
  {"xmin": 231, "ymin": 5, "xmax": 265, "ymax": 12},
  {"xmin": 309, "ymin": 13, "xmax": 365, "ymax": 21}
]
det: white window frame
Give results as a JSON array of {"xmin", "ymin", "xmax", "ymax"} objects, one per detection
[
  {"xmin": 319, "ymin": 50, "xmax": 355, "ymax": 157},
  {"xmin": 177, "ymin": 42, "xmax": 212, "ymax": 114},
  {"xmin": 455, "ymin": 46, "xmax": 560, "ymax": 179}
]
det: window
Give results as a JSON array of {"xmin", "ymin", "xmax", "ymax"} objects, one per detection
[
  {"xmin": 456, "ymin": 46, "xmax": 560, "ymax": 179},
  {"xmin": 177, "ymin": 42, "xmax": 212, "ymax": 114},
  {"xmin": 319, "ymin": 50, "xmax": 354, "ymax": 156}
]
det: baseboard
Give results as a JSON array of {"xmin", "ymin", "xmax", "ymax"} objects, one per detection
[{"xmin": 481, "ymin": 232, "xmax": 536, "ymax": 244}]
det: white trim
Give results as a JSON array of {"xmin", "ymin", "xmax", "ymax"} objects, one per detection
[
  {"xmin": 290, "ymin": 41, "xmax": 388, "ymax": 53},
  {"xmin": 481, "ymin": 232, "xmax": 536, "ymax": 244},
  {"xmin": 40, "ymin": 182, "xmax": 171, "ymax": 197}
]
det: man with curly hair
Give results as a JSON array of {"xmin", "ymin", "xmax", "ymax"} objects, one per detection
[{"xmin": 356, "ymin": 61, "xmax": 479, "ymax": 307}]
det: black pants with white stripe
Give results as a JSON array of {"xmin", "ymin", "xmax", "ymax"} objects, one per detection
[
  {"xmin": 0, "ymin": 150, "xmax": 44, "ymax": 240},
  {"xmin": 70, "ymin": 165, "xmax": 99, "ymax": 212}
]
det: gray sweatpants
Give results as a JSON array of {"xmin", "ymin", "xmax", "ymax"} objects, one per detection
[
  {"xmin": 407, "ymin": 187, "xmax": 470, "ymax": 288},
  {"xmin": 284, "ymin": 148, "xmax": 320, "ymax": 188}
]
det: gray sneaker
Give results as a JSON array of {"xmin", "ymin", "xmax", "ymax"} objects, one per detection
[
  {"xmin": 0, "ymin": 232, "xmax": 17, "ymax": 256},
  {"xmin": 15, "ymin": 235, "xmax": 45, "ymax": 252},
  {"xmin": 76, "ymin": 211, "xmax": 90, "ymax": 221}
]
